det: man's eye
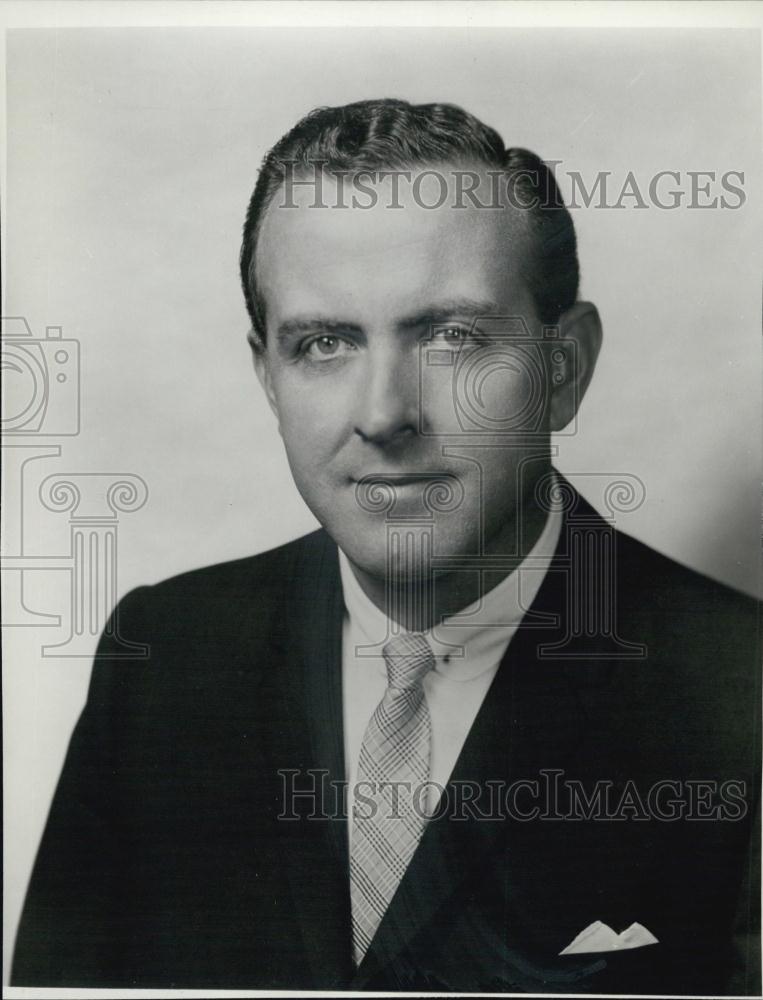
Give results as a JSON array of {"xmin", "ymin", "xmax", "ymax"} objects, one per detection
[
  {"xmin": 433, "ymin": 325, "xmax": 477, "ymax": 344},
  {"xmin": 303, "ymin": 336, "xmax": 354, "ymax": 359}
]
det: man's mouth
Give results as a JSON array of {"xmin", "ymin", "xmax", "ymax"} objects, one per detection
[
  {"xmin": 350, "ymin": 471, "xmax": 466, "ymax": 513},
  {"xmin": 350, "ymin": 471, "xmax": 454, "ymax": 484}
]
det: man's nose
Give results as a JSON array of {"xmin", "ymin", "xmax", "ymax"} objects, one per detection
[{"xmin": 354, "ymin": 349, "xmax": 420, "ymax": 446}]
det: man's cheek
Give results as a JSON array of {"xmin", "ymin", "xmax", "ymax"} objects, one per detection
[
  {"xmin": 278, "ymin": 401, "xmax": 329, "ymax": 446},
  {"xmin": 425, "ymin": 354, "xmax": 539, "ymax": 437}
]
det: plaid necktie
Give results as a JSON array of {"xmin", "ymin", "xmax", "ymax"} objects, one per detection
[{"xmin": 350, "ymin": 632, "xmax": 435, "ymax": 966}]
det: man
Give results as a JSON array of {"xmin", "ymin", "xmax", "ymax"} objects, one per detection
[{"xmin": 12, "ymin": 99, "xmax": 760, "ymax": 994}]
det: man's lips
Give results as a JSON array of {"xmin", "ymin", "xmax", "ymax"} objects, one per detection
[
  {"xmin": 349, "ymin": 471, "xmax": 457, "ymax": 484},
  {"xmin": 349, "ymin": 471, "xmax": 466, "ymax": 513},
  {"xmin": 349, "ymin": 473, "xmax": 458, "ymax": 496}
]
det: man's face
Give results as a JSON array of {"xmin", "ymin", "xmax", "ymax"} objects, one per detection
[{"xmin": 253, "ymin": 167, "xmax": 554, "ymax": 581}]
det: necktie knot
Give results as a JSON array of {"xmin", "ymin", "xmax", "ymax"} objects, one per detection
[{"xmin": 382, "ymin": 633, "xmax": 435, "ymax": 690}]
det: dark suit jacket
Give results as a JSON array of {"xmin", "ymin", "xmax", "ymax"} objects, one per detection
[{"xmin": 12, "ymin": 490, "xmax": 761, "ymax": 994}]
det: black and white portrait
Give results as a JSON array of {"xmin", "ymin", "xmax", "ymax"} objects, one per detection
[{"xmin": 3, "ymin": 4, "xmax": 761, "ymax": 997}]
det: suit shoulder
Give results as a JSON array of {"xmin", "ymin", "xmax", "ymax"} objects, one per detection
[
  {"xmin": 592, "ymin": 529, "xmax": 760, "ymax": 780},
  {"xmin": 143, "ymin": 528, "xmax": 328, "ymax": 598},
  {"xmin": 112, "ymin": 529, "xmax": 333, "ymax": 638},
  {"xmin": 563, "ymin": 481, "xmax": 758, "ymax": 620},
  {"xmin": 614, "ymin": 527, "xmax": 760, "ymax": 622},
  {"xmin": 612, "ymin": 529, "xmax": 760, "ymax": 729}
]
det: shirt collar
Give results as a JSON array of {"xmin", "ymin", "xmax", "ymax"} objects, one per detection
[{"xmin": 339, "ymin": 473, "xmax": 564, "ymax": 683}]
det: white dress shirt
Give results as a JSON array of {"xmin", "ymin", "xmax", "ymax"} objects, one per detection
[{"xmin": 340, "ymin": 495, "xmax": 563, "ymax": 833}]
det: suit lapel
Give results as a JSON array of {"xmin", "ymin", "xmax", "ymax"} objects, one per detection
[
  {"xmin": 257, "ymin": 531, "xmax": 354, "ymax": 987},
  {"xmin": 294, "ymin": 532, "xmax": 350, "ymax": 866}
]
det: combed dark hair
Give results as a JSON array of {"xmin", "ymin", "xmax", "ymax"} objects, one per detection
[{"xmin": 240, "ymin": 99, "xmax": 578, "ymax": 337}]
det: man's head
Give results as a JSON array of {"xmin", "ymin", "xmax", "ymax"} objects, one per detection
[{"xmin": 240, "ymin": 99, "xmax": 601, "ymax": 588}]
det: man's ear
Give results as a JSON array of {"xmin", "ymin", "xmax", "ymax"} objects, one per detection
[
  {"xmin": 247, "ymin": 328, "xmax": 280, "ymax": 423},
  {"xmin": 547, "ymin": 302, "xmax": 602, "ymax": 433}
]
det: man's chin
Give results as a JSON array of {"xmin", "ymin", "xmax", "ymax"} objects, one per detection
[{"xmin": 332, "ymin": 521, "xmax": 472, "ymax": 586}]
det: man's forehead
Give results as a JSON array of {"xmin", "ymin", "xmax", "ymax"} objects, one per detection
[{"xmin": 255, "ymin": 163, "xmax": 531, "ymax": 283}]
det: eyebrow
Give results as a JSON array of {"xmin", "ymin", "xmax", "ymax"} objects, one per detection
[
  {"xmin": 275, "ymin": 298, "xmax": 503, "ymax": 343},
  {"xmin": 276, "ymin": 318, "xmax": 362, "ymax": 343},
  {"xmin": 397, "ymin": 298, "xmax": 504, "ymax": 331}
]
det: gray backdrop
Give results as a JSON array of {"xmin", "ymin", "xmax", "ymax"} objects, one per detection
[{"xmin": 4, "ymin": 26, "xmax": 761, "ymax": 985}]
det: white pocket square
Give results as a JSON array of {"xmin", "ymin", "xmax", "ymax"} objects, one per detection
[{"xmin": 560, "ymin": 920, "xmax": 659, "ymax": 955}]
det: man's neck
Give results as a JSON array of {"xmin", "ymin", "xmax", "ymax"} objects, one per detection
[{"xmin": 347, "ymin": 494, "xmax": 553, "ymax": 633}]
